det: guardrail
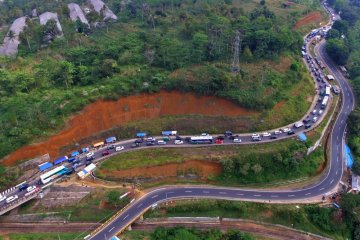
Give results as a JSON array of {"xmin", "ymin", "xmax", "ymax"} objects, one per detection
[{"xmin": 0, "ymin": 190, "xmax": 39, "ymax": 216}]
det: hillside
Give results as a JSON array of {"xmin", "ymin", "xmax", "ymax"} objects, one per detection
[{"xmin": 0, "ymin": 0, "xmax": 323, "ymax": 166}]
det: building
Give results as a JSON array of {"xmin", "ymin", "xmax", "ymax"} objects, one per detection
[{"xmin": 352, "ymin": 174, "xmax": 360, "ymax": 193}]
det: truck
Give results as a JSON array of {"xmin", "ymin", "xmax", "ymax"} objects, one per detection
[
  {"xmin": 77, "ymin": 163, "xmax": 96, "ymax": 179},
  {"xmin": 294, "ymin": 121, "xmax": 304, "ymax": 128},
  {"xmin": 161, "ymin": 131, "xmax": 177, "ymax": 136},
  {"xmin": 105, "ymin": 136, "xmax": 117, "ymax": 144},
  {"xmin": 325, "ymin": 86, "xmax": 331, "ymax": 96},
  {"xmin": 321, "ymin": 96, "xmax": 329, "ymax": 109},
  {"xmin": 54, "ymin": 156, "xmax": 68, "ymax": 165},
  {"xmin": 92, "ymin": 141, "xmax": 104, "ymax": 148}
]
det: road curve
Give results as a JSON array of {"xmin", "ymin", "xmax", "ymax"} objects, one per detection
[{"xmin": 89, "ymin": 13, "xmax": 355, "ymax": 240}]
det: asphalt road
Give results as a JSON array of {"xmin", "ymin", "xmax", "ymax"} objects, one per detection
[{"xmin": 89, "ymin": 8, "xmax": 355, "ymax": 240}]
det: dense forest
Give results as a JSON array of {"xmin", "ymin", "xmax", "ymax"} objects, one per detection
[{"xmin": 0, "ymin": 0, "xmax": 317, "ymax": 164}]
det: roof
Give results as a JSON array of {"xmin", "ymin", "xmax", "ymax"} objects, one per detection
[
  {"xmin": 298, "ymin": 133, "xmax": 307, "ymax": 142},
  {"xmin": 345, "ymin": 144, "xmax": 354, "ymax": 168},
  {"xmin": 352, "ymin": 174, "xmax": 360, "ymax": 191},
  {"xmin": 38, "ymin": 162, "xmax": 53, "ymax": 171},
  {"xmin": 111, "ymin": 236, "xmax": 121, "ymax": 240}
]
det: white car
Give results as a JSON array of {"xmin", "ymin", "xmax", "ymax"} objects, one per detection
[
  {"xmin": 174, "ymin": 140, "xmax": 183, "ymax": 145},
  {"xmin": 274, "ymin": 130, "xmax": 282, "ymax": 135},
  {"xmin": 147, "ymin": 137, "xmax": 156, "ymax": 142},
  {"xmin": 262, "ymin": 132, "xmax": 271, "ymax": 137},
  {"xmin": 318, "ymin": 110, "xmax": 323, "ymax": 115},
  {"xmin": 233, "ymin": 138, "xmax": 242, "ymax": 143},
  {"xmin": 0, "ymin": 195, "xmax": 5, "ymax": 202},
  {"xmin": 115, "ymin": 146, "xmax": 124, "ymax": 152},
  {"xmin": 201, "ymin": 133, "xmax": 209, "ymax": 136},
  {"xmin": 282, "ymin": 127, "xmax": 291, "ymax": 133},
  {"xmin": 26, "ymin": 186, "xmax": 36, "ymax": 193},
  {"xmin": 252, "ymin": 133, "xmax": 260, "ymax": 138},
  {"xmin": 157, "ymin": 140, "xmax": 166, "ymax": 145},
  {"xmin": 6, "ymin": 195, "xmax": 18, "ymax": 204},
  {"xmin": 313, "ymin": 117, "xmax": 318, "ymax": 122},
  {"xmin": 312, "ymin": 109, "xmax": 317, "ymax": 115},
  {"xmin": 86, "ymin": 151, "xmax": 94, "ymax": 158}
]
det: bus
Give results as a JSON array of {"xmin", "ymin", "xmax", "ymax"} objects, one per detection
[
  {"xmin": 190, "ymin": 136, "xmax": 213, "ymax": 144},
  {"xmin": 40, "ymin": 166, "xmax": 69, "ymax": 184},
  {"xmin": 321, "ymin": 96, "xmax": 329, "ymax": 109}
]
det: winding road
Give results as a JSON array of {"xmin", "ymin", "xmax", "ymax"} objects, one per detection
[{"xmin": 88, "ymin": 8, "xmax": 356, "ymax": 240}]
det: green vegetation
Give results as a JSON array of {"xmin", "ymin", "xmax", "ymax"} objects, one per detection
[
  {"xmin": 145, "ymin": 199, "xmax": 352, "ymax": 239},
  {"xmin": 0, "ymin": 0, "xmax": 319, "ymax": 171},
  {"xmin": 97, "ymin": 139, "xmax": 324, "ymax": 185},
  {"xmin": 7, "ymin": 233, "xmax": 80, "ymax": 240},
  {"xmin": 18, "ymin": 188, "xmax": 130, "ymax": 222}
]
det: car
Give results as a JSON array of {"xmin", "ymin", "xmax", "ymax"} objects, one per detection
[
  {"xmin": 201, "ymin": 133, "xmax": 209, "ymax": 136},
  {"xmin": 233, "ymin": 138, "xmax": 242, "ymax": 143},
  {"xmin": 217, "ymin": 136, "xmax": 225, "ymax": 140},
  {"xmin": 102, "ymin": 151, "xmax": 110, "ymax": 156},
  {"xmin": 303, "ymin": 118, "xmax": 311, "ymax": 124},
  {"xmin": 174, "ymin": 140, "xmax": 183, "ymax": 145},
  {"xmin": 135, "ymin": 139, "xmax": 143, "ymax": 144},
  {"xmin": 6, "ymin": 195, "xmax": 18, "ymax": 204},
  {"xmin": 131, "ymin": 143, "xmax": 140, "ymax": 148},
  {"xmin": 312, "ymin": 109, "xmax": 317, "ymax": 115},
  {"xmin": 85, "ymin": 161, "xmax": 91, "ymax": 166},
  {"xmin": 157, "ymin": 140, "xmax": 166, "ymax": 145},
  {"xmin": 0, "ymin": 195, "xmax": 6, "ymax": 202},
  {"xmin": 288, "ymin": 130, "xmax": 295, "ymax": 135},
  {"xmin": 115, "ymin": 146, "xmax": 125, "ymax": 151},
  {"xmin": 252, "ymin": 133, "xmax": 260, "ymax": 138},
  {"xmin": 215, "ymin": 139, "xmax": 223, "ymax": 144},
  {"xmin": 282, "ymin": 127, "xmax": 291, "ymax": 133},
  {"xmin": 262, "ymin": 132, "xmax": 271, "ymax": 137},
  {"xmin": 19, "ymin": 184, "xmax": 29, "ymax": 192},
  {"xmin": 313, "ymin": 117, "xmax": 318, "ymax": 122},
  {"xmin": 147, "ymin": 137, "xmax": 156, "ymax": 142},
  {"xmin": 86, "ymin": 156, "xmax": 95, "ymax": 161},
  {"xmin": 305, "ymin": 124, "xmax": 312, "ymax": 129},
  {"xmin": 252, "ymin": 137, "xmax": 261, "ymax": 142},
  {"xmin": 318, "ymin": 110, "xmax": 324, "ymax": 115},
  {"xmin": 224, "ymin": 131, "xmax": 233, "ymax": 136},
  {"xmin": 175, "ymin": 136, "xmax": 183, "ymax": 140},
  {"xmin": 274, "ymin": 130, "xmax": 282, "ymax": 135},
  {"xmin": 26, "ymin": 186, "xmax": 36, "ymax": 193},
  {"xmin": 146, "ymin": 141, "xmax": 155, "ymax": 146},
  {"xmin": 270, "ymin": 135, "xmax": 277, "ymax": 139},
  {"xmin": 86, "ymin": 151, "xmax": 94, "ymax": 158},
  {"xmin": 107, "ymin": 144, "xmax": 115, "ymax": 150},
  {"xmin": 229, "ymin": 134, "xmax": 239, "ymax": 140}
]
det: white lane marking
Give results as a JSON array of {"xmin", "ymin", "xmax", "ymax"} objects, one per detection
[
  {"xmin": 167, "ymin": 191, "xmax": 174, "ymax": 194},
  {"xmin": 270, "ymin": 195, "xmax": 278, "ymax": 198},
  {"xmin": 319, "ymin": 187, "xmax": 325, "ymax": 191},
  {"xmin": 123, "ymin": 214, "xmax": 129, "ymax": 220},
  {"xmin": 305, "ymin": 193, "xmax": 311, "ymax": 196},
  {"xmin": 253, "ymin": 194, "xmax": 261, "ymax": 197},
  {"xmin": 185, "ymin": 190, "xmax": 192, "ymax": 193},
  {"xmin": 337, "ymin": 157, "xmax": 339, "ymax": 162},
  {"xmin": 137, "ymin": 203, "xmax": 143, "ymax": 209},
  {"xmin": 219, "ymin": 192, "xmax": 227, "ymax": 194},
  {"xmin": 109, "ymin": 227, "xmax": 115, "ymax": 232},
  {"xmin": 151, "ymin": 195, "xmax": 158, "ymax": 199},
  {"xmin": 288, "ymin": 194, "xmax": 295, "ymax": 197},
  {"xmin": 203, "ymin": 191, "xmax": 210, "ymax": 194},
  {"xmin": 337, "ymin": 136, "xmax": 339, "ymax": 141},
  {"xmin": 330, "ymin": 179, "xmax": 334, "ymax": 184},
  {"xmin": 341, "ymin": 120, "xmax": 344, "ymax": 124},
  {"xmin": 237, "ymin": 193, "xmax": 244, "ymax": 196}
]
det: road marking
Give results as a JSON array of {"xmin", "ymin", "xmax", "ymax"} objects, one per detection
[
  {"xmin": 185, "ymin": 190, "xmax": 192, "ymax": 193},
  {"xmin": 137, "ymin": 203, "xmax": 143, "ymax": 208},
  {"xmin": 305, "ymin": 193, "xmax": 311, "ymax": 196},
  {"xmin": 237, "ymin": 193, "xmax": 244, "ymax": 196},
  {"xmin": 288, "ymin": 194, "xmax": 295, "ymax": 197},
  {"xmin": 203, "ymin": 191, "xmax": 210, "ymax": 194},
  {"xmin": 330, "ymin": 179, "xmax": 334, "ymax": 184},
  {"xmin": 151, "ymin": 195, "xmax": 158, "ymax": 199},
  {"xmin": 337, "ymin": 136, "xmax": 339, "ymax": 141},
  {"xmin": 336, "ymin": 170, "xmax": 338, "ymax": 175},
  {"xmin": 337, "ymin": 157, "xmax": 339, "ymax": 162},
  {"xmin": 319, "ymin": 187, "xmax": 325, "ymax": 191},
  {"xmin": 109, "ymin": 227, "xmax": 115, "ymax": 232},
  {"xmin": 341, "ymin": 120, "xmax": 344, "ymax": 124},
  {"xmin": 219, "ymin": 192, "xmax": 227, "ymax": 194},
  {"xmin": 123, "ymin": 214, "xmax": 129, "ymax": 220},
  {"xmin": 253, "ymin": 194, "xmax": 261, "ymax": 197},
  {"xmin": 270, "ymin": 195, "xmax": 278, "ymax": 198}
]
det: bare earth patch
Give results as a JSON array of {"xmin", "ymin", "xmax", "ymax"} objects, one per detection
[{"xmin": 294, "ymin": 11, "xmax": 323, "ymax": 29}]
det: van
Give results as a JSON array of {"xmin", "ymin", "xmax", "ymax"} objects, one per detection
[
  {"xmin": 312, "ymin": 109, "xmax": 317, "ymax": 115},
  {"xmin": 19, "ymin": 184, "xmax": 29, "ymax": 192},
  {"xmin": 115, "ymin": 146, "xmax": 124, "ymax": 151},
  {"xmin": 6, "ymin": 195, "xmax": 18, "ymax": 204}
]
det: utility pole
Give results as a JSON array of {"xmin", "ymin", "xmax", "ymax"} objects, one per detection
[{"xmin": 231, "ymin": 30, "xmax": 242, "ymax": 74}]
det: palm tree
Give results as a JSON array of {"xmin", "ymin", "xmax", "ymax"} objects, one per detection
[{"xmin": 7, "ymin": 30, "xmax": 16, "ymax": 42}]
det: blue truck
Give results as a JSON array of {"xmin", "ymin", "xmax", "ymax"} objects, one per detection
[
  {"xmin": 54, "ymin": 156, "xmax": 68, "ymax": 165},
  {"xmin": 105, "ymin": 136, "xmax": 117, "ymax": 144}
]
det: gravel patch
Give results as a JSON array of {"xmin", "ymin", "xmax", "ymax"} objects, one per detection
[
  {"xmin": 88, "ymin": 0, "xmax": 117, "ymax": 20},
  {"xmin": 0, "ymin": 16, "xmax": 27, "ymax": 56},
  {"xmin": 39, "ymin": 12, "xmax": 63, "ymax": 33},
  {"xmin": 68, "ymin": 3, "xmax": 89, "ymax": 25}
]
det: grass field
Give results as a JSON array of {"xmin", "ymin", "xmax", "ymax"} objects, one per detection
[{"xmin": 145, "ymin": 199, "xmax": 351, "ymax": 240}]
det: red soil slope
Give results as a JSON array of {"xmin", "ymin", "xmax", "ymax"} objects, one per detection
[
  {"xmin": 294, "ymin": 11, "xmax": 323, "ymax": 29},
  {"xmin": 2, "ymin": 91, "xmax": 257, "ymax": 166}
]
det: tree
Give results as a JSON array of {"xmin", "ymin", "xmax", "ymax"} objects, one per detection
[
  {"xmin": 53, "ymin": 61, "xmax": 75, "ymax": 88},
  {"xmin": 353, "ymin": 161, "xmax": 360, "ymax": 175},
  {"xmin": 106, "ymin": 190, "xmax": 120, "ymax": 206},
  {"xmin": 326, "ymin": 39, "xmax": 350, "ymax": 65},
  {"xmin": 192, "ymin": 32, "xmax": 208, "ymax": 63},
  {"xmin": 251, "ymin": 163, "xmax": 262, "ymax": 174},
  {"xmin": 332, "ymin": 20, "xmax": 349, "ymax": 35},
  {"xmin": 326, "ymin": 29, "xmax": 340, "ymax": 39}
]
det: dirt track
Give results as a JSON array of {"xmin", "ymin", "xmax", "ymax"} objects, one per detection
[
  {"xmin": 294, "ymin": 11, "xmax": 323, "ymax": 29},
  {"xmin": 2, "ymin": 91, "xmax": 257, "ymax": 166}
]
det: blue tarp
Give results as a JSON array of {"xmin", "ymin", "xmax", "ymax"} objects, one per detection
[
  {"xmin": 298, "ymin": 133, "xmax": 307, "ymax": 142},
  {"xmin": 38, "ymin": 162, "xmax": 53, "ymax": 171},
  {"xmin": 54, "ymin": 156, "xmax": 68, "ymax": 165},
  {"xmin": 105, "ymin": 136, "xmax": 117, "ymax": 143},
  {"xmin": 110, "ymin": 237, "xmax": 121, "ymax": 240},
  {"xmin": 345, "ymin": 144, "xmax": 354, "ymax": 168},
  {"xmin": 136, "ymin": 132, "xmax": 147, "ymax": 137}
]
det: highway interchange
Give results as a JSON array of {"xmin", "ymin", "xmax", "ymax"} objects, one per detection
[{"xmin": 0, "ymin": 2, "xmax": 355, "ymax": 240}]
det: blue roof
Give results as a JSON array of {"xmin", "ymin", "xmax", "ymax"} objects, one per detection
[
  {"xmin": 105, "ymin": 136, "xmax": 117, "ymax": 143},
  {"xmin": 54, "ymin": 156, "xmax": 68, "ymax": 165},
  {"xmin": 162, "ymin": 131, "xmax": 172, "ymax": 136},
  {"xmin": 345, "ymin": 144, "xmax": 354, "ymax": 168},
  {"xmin": 136, "ymin": 132, "xmax": 147, "ymax": 137},
  {"xmin": 298, "ymin": 133, "xmax": 307, "ymax": 142},
  {"xmin": 71, "ymin": 151, "xmax": 80, "ymax": 157},
  {"xmin": 38, "ymin": 162, "xmax": 53, "ymax": 171},
  {"xmin": 110, "ymin": 237, "xmax": 121, "ymax": 240}
]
